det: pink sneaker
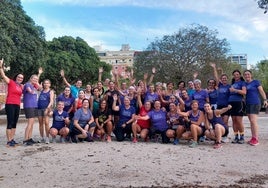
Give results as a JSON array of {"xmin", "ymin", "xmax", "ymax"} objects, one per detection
[
  {"xmin": 106, "ymin": 135, "xmax": 112, "ymax": 143},
  {"xmin": 213, "ymin": 142, "xmax": 222, "ymax": 149},
  {"xmin": 248, "ymin": 137, "xmax": 259, "ymax": 146},
  {"xmin": 132, "ymin": 137, "xmax": 138, "ymax": 143}
]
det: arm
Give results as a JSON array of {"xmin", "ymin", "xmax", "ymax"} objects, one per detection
[
  {"xmin": 89, "ymin": 96, "xmax": 94, "ymax": 112},
  {"xmin": 98, "ymin": 67, "xmax": 103, "ymax": 82},
  {"xmin": 47, "ymin": 90, "xmax": 55, "ymax": 109},
  {"xmin": 210, "ymin": 62, "xmax": 219, "ymax": 86},
  {"xmin": 73, "ymin": 98, "xmax": 79, "ymax": 112},
  {"xmin": 136, "ymin": 88, "xmax": 143, "ymax": 108},
  {"xmin": 0, "ymin": 58, "xmax": 10, "ymax": 84},
  {"xmin": 258, "ymin": 85, "xmax": 268, "ymax": 107},
  {"xmin": 204, "ymin": 114, "xmax": 211, "ymax": 130},
  {"xmin": 87, "ymin": 115, "xmax": 95, "ymax": 125},
  {"xmin": 215, "ymin": 105, "xmax": 232, "ymax": 116},
  {"xmin": 231, "ymin": 86, "xmax": 247, "ymax": 96},
  {"xmin": 60, "ymin": 69, "xmax": 71, "ymax": 87},
  {"xmin": 148, "ymin": 67, "xmax": 156, "ymax": 86},
  {"xmin": 112, "ymin": 94, "xmax": 119, "ymax": 111},
  {"xmin": 136, "ymin": 114, "xmax": 150, "ymax": 121}
]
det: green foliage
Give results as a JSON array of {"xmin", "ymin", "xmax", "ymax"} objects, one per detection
[
  {"xmin": 251, "ymin": 59, "xmax": 268, "ymax": 92},
  {"xmin": 257, "ymin": 0, "xmax": 268, "ymax": 13},
  {"xmin": 0, "ymin": 0, "xmax": 47, "ymax": 80},
  {"xmin": 43, "ymin": 36, "xmax": 112, "ymax": 94},
  {"xmin": 133, "ymin": 24, "xmax": 230, "ymax": 86}
]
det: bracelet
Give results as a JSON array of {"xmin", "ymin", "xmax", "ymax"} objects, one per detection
[{"xmin": 264, "ymin": 99, "xmax": 267, "ymax": 101}]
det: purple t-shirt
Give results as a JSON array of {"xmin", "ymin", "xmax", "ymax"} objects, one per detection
[
  {"xmin": 245, "ymin": 80, "xmax": 261, "ymax": 105},
  {"xmin": 73, "ymin": 108, "xmax": 93, "ymax": 127},
  {"xmin": 217, "ymin": 83, "xmax": 230, "ymax": 106},
  {"xmin": 57, "ymin": 94, "xmax": 75, "ymax": 112},
  {"xmin": 144, "ymin": 92, "xmax": 159, "ymax": 103},
  {"xmin": 148, "ymin": 109, "xmax": 168, "ymax": 131},
  {"xmin": 192, "ymin": 89, "xmax": 208, "ymax": 109},
  {"xmin": 118, "ymin": 105, "xmax": 136, "ymax": 124},
  {"xmin": 23, "ymin": 82, "xmax": 38, "ymax": 108},
  {"xmin": 52, "ymin": 110, "xmax": 69, "ymax": 129},
  {"xmin": 229, "ymin": 80, "xmax": 246, "ymax": 102}
]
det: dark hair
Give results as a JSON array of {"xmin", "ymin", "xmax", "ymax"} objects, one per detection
[
  {"xmin": 82, "ymin": 98, "xmax": 90, "ymax": 104},
  {"xmin": 98, "ymin": 99, "xmax": 108, "ymax": 114},
  {"xmin": 243, "ymin": 69, "xmax": 252, "ymax": 74},
  {"xmin": 178, "ymin": 81, "xmax": 186, "ymax": 88},
  {"xmin": 231, "ymin": 69, "xmax": 244, "ymax": 84},
  {"xmin": 13, "ymin": 73, "xmax": 23, "ymax": 81}
]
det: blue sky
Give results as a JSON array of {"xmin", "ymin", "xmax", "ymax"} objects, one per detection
[{"xmin": 21, "ymin": 0, "xmax": 268, "ymax": 67}]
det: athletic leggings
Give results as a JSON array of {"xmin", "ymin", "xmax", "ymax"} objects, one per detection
[{"xmin": 5, "ymin": 104, "xmax": 20, "ymax": 129}]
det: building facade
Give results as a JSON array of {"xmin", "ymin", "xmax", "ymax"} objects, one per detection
[
  {"xmin": 230, "ymin": 54, "xmax": 248, "ymax": 69},
  {"xmin": 95, "ymin": 44, "xmax": 137, "ymax": 78}
]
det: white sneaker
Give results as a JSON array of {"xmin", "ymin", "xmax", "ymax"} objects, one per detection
[
  {"xmin": 38, "ymin": 137, "xmax": 45, "ymax": 143},
  {"xmin": 45, "ymin": 137, "xmax": 50, "ymax": 144},
  {"xmin": 52, "ymin": 137, "xmax": 56, "ymax": 143},
  {"xmin": 221, "ymin": 136, "xmax": 229, "ymax": 143},
  {"xmin": 60, "ymin": 137, "xmax": 66, "ymax": 143}
]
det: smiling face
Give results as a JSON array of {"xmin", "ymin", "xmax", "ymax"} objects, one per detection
[
  {"xmin": 243, "ymin": 70, "xmax": 252, "ymax": 82},
  {"xmin": 15, "ymin": 74, "xmax": 24, "ymax": 84}
]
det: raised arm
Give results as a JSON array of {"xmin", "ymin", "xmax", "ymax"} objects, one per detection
[
  {"xmin": 98, "ymin": 67, "xmax": 103, "ymax": 82},
  {"xmin": 112, "ymin": 94, "xmax": 119, "ymax": 111},
  {"xmin": 60, "ymin": 69, "xmax": 71, "ymax": 87},
  {"xmin": 0, "ymin": 58, "xmax": 10, "ymax": 84},
  {"xmin": 210, "ymin": 62, "xmax": 219, "ymax": 86},
  {"xmin": 148, "ymin": 67, "xmax": 156, "ymax": 86},
  {"xmin": 215, "ymin": 105, "xmax": 232, "ymax": 116}
]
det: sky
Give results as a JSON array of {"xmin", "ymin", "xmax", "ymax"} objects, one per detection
[{"xmin": 20, "ymin": 0, "xmax": 268, "ymax": 67}]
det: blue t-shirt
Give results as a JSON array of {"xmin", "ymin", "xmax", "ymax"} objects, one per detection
[
  {"xmin": 23, "ymin": 82, "xmax": 38, "ymax": 108},
  {"xmin": 144, "ymin": 92, "xmax": 159, "ymax": 103},
  {"xmin": 52, "ymin": 110, "xmax": 69, "ymax": 129},
  {"xmin": 217, "ymin": 83, "xmax": 231, "ymax": 106},
  {"xmin": 245, "ymin": 80, "xmax": 261, "ymax": 105},
  {"xmin": 229, "ymin": 80, "xmax": 246, "ymax": 102},
  {"xmin": 118, "ymin": 105, "xmax": 136, "ymax": 125},
  {"xmin": 192, "ymin": 90, "xmax": 208, "ymax": 109},
  {"xmin": 208, "ymin": 89, "xmax": 218, "ymax": 105},
  {"xmin": 148, "ymin": 109, "xmax": 168, "ymax": 131},
  {"xmin": 57, "ymin": 94, "xmax": 75, "ymax": 112},
  {"xmin": 38, "ymin": 90, "xmax": 51, "ymax": 109},
  {"xmin": 70, "ymin": 85, "xmax": 81, "ymax": 99},
  {"xmin": 73, "ymin": 108, "xmax": 93, "ymax": 127}
]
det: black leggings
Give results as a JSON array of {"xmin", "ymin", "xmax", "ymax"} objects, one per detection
[{"xmin": 5, "ymin": 104, "xmax": 20, "ymax": 129}]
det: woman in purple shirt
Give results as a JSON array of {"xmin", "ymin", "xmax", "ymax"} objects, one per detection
[
  {"xmin": 243, "ymin": 70, "xmax": 268, "ymax": 146},
  {"xmin": 112, "ymin": 95, "xmax": 136, "ymax": 142},
  {"xmin": 23, "ymin": 70, "xmax": 42, "ymax": 146}
]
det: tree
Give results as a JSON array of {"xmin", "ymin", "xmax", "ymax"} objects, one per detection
[
  {"xmin": 0, "ymin": 0, "xmax": 47, "ymax": 80},
  {"xmin": 133, "ymin": 24, "xmax": 230, "ymax": 85},
  {"xmin": 43, "ymin": 36, "xmax": 112, "ymax": 94},
  {"xmin": 257, "ymin": 0, "xmax": 268, "ymax": 14},
  {"xmin": 251, "ymin": 59, "xmax": 268, "ymax": 92}
]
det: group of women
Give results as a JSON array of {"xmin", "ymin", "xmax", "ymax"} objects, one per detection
[{"xmin": 1, "ymin": 58, "xmax": 267, "ymax": 149}]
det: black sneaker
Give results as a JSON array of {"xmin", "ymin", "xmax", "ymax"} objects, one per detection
[
  {"xmin": 28, "ymin": 138, "xmax": 37, "ymax": 144},
  {"xmin": 11, "ymin": 139, "xmax": 19, "ymax": 145},
  {"xmin": 23, "ymin": 140, "xmax": 33, "ymax": 146},
  {"xmin": 6, "ymin": 141, "xmax": 15, "ymax": 147},
  {"xmin": 71, "ymin": 135, "xmax": 77, "ymax": 143},
  {"xmin": 238, "ymin": 137, "xmax": 245, "ymax": 144},
  {"xmin": 231, "ymin": 136, "xmax": 239, "ymax": 144}
]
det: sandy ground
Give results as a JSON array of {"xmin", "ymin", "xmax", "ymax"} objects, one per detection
[{"xmin": 0, "ymin": 114, "xmax": 268, "ymax": 188}]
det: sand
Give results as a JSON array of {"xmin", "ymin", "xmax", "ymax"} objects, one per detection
[{"xmin": 0, "ymin": 114, "xmax": 268, "ymax": 188}]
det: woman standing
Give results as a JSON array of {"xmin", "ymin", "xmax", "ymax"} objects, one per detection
[
  {"xmin": 23, "ymin": 69, "xmax": 43, "ymax": 146},
  {"xmin": 37, "ymin": 79, "xmax": 54, "ymax": 144},
  {"xmin": 243, "ymin": 70, "xmax": 268, "ymax": 146},
  {"xmin": 0, "ymin": 58, "xmax": 24, "ymax": 147},
  {"xmin": 229, "ymin": 70, "xmax": 246, "ymax": 144}
]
